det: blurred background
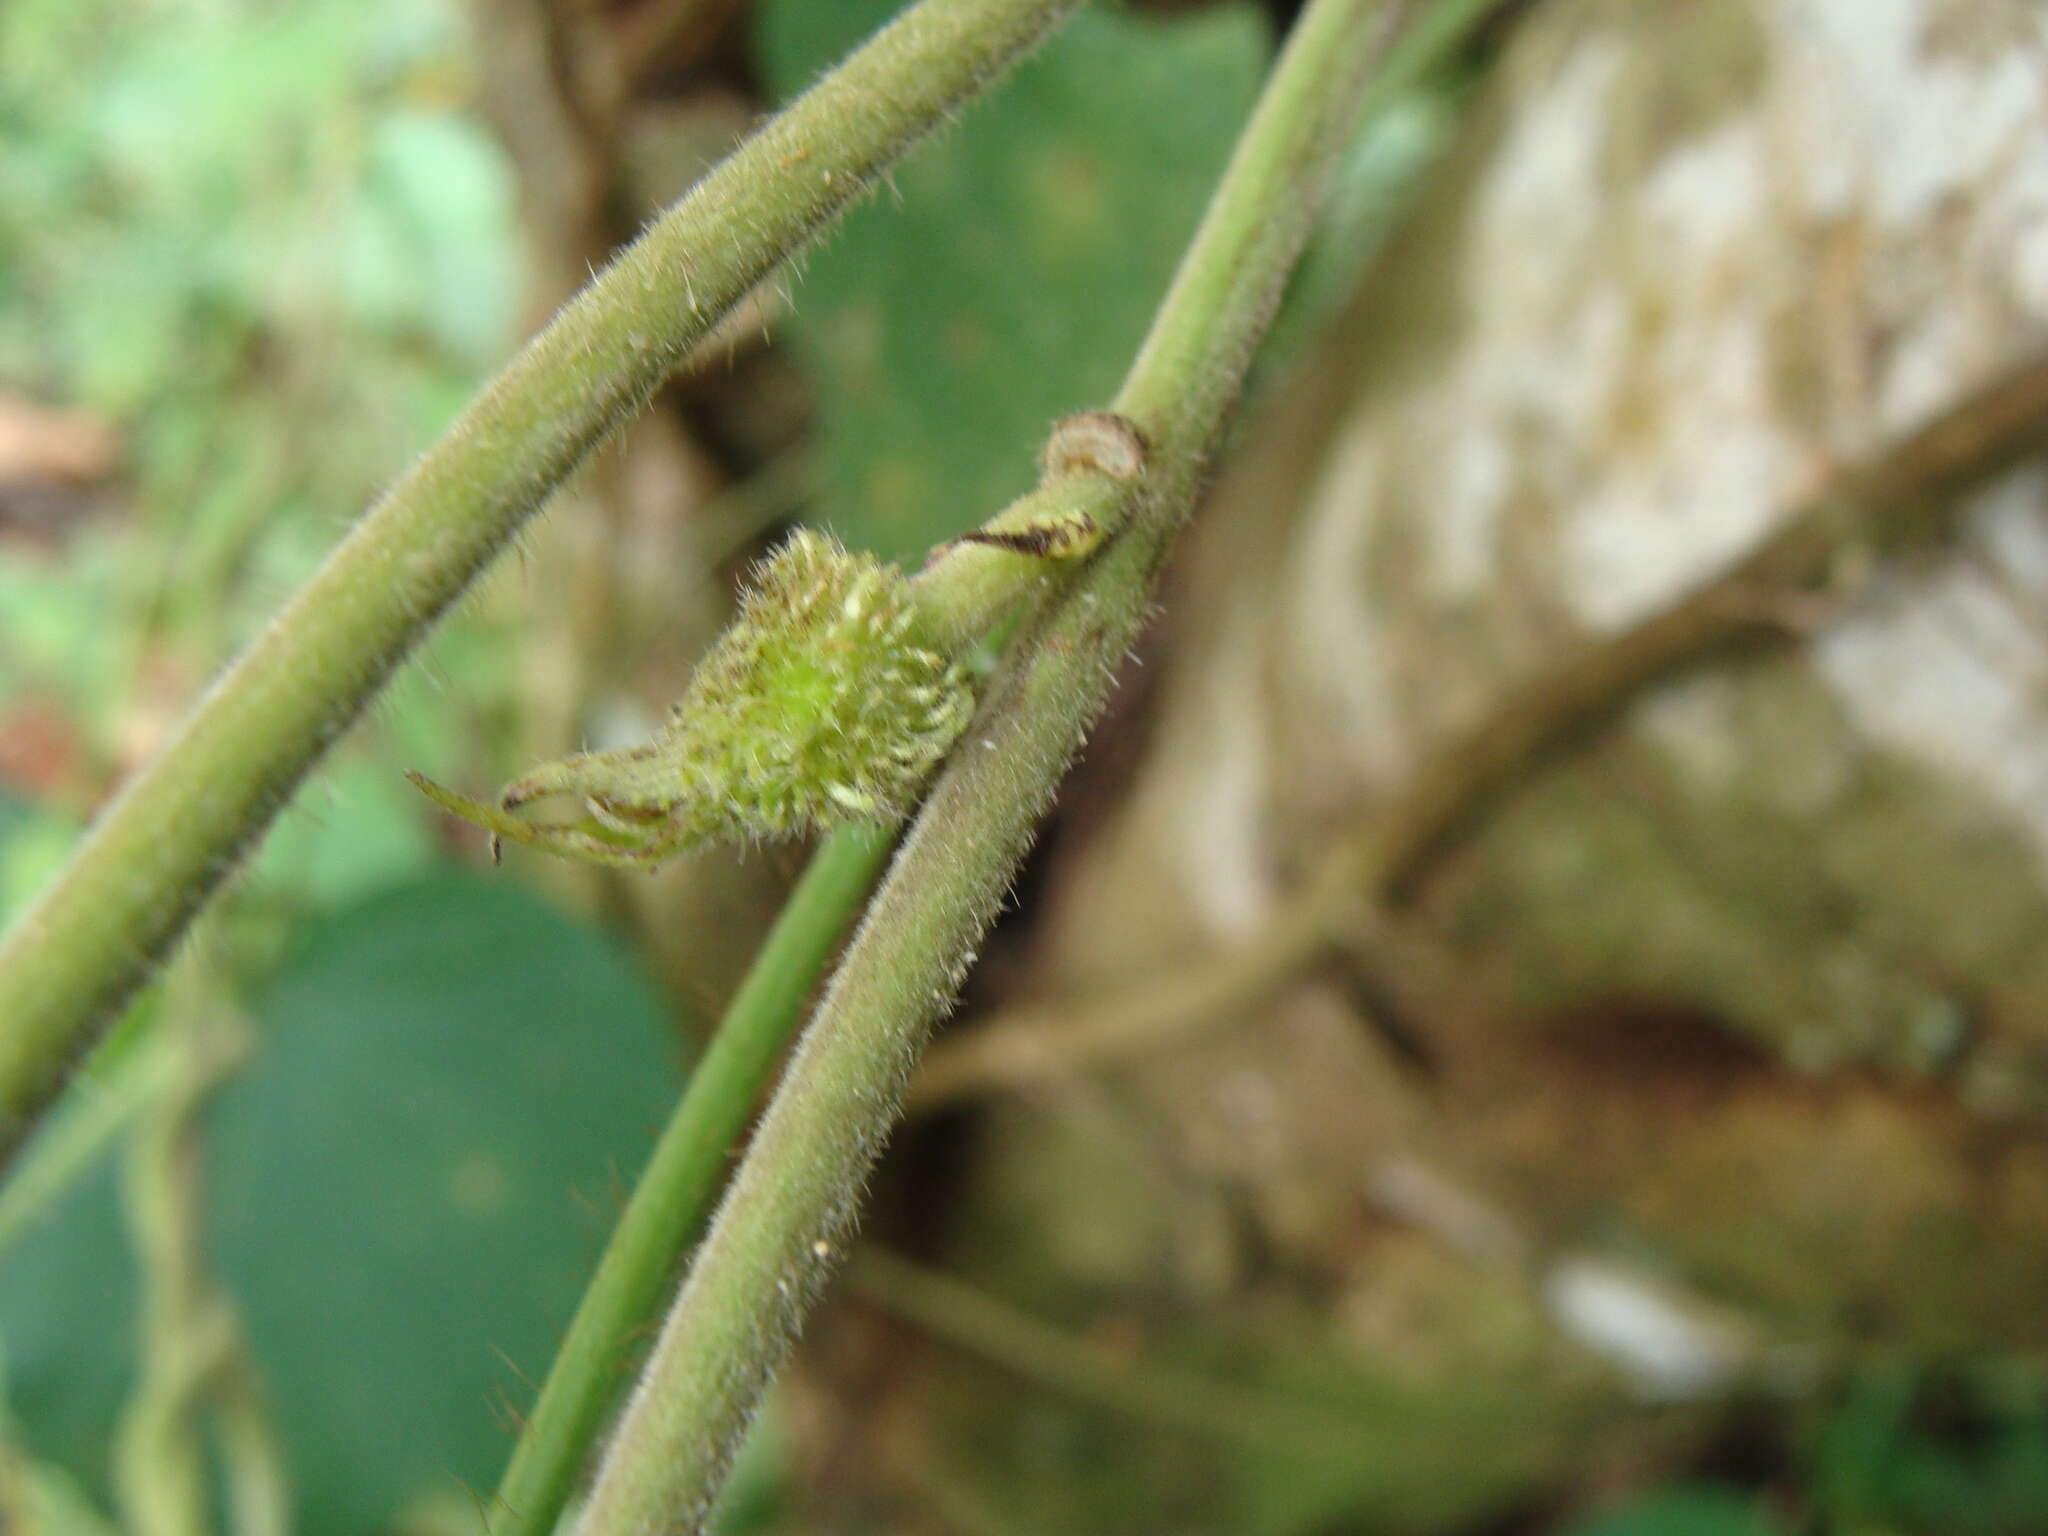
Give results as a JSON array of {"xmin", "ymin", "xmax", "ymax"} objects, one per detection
[{"xmin": 5, "ymin": 0, "xmax": 2048, "ymax": 1531}]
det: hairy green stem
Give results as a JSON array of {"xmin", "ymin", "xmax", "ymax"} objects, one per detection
[
  {"xmin": 490, "ymin": 823, "xmax": 891, "ymax": 1536},
  {"xmin": 572, "ymin": 2, "xmax": 1390, "ymax": 1530},
  {"xmin": 0, "ymin": 0, "xmax": 1082, "ymax": 1163}
]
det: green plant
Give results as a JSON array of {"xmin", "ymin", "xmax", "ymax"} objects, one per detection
[
  {"xmin": 568, "ymin": 0, "xmax": 1401, "ymax": 1526},
  {"xmin": 0, "ymin": 0, "xmax": 1503, "ymax": 1530}
]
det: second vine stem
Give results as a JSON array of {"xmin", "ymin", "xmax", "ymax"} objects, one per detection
[
  {"xmin": 569, "ymin": 0, "xmax": 1415, "ymax": 1530},
  {"xmin": 480, "ymin": 1, "xmax": 1508, "ymax": 1532}
]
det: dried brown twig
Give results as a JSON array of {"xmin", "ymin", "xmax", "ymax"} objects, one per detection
[{"xmin": 910, "ymin": 353, "xmax": 2048, "ymax": 1108}]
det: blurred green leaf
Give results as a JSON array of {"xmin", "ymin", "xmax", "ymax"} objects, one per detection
[
  {"xmin": 204, "ymin": 875, "xmax": 681, "ymax": 1533},
  {"xmin": 247, "ymin": 752, "xmax": 437, "ymax": 910},
  {"xmin": 0, "ymin": 1151, "xmax": 134, "ymax": 1510},
  {"xmin": 754, "ymin": 0, "xmax": 1268, "ymax": 563},
  {"xmin": 0, "ymin": 876, "xmax": 681, "ymax": 1534},
  {"xmin": 0, "ymin": 793, "xmax": 81, "ymax": 933},
  {"xmin": 1563, "ymin": 1485, "xmax": 1782, "ymax": 1536},
  {"xmin": 0, "ymin": 1443, "xmax": 120, "ymax": 1536},
  {"xmin": 1812, "ymin": 1367, "xmax": 2048, "ymax": 1536},
  {"xmin": 0, "ymin": 551, "xmax": 127, "ymax": 719},
  {"xmin": 353, "ymin": 109, "xmax": 518, "ymax": 364},
  {"xmin": 0, "ymin": 0, "xmax": 517, "ymax": 766}
]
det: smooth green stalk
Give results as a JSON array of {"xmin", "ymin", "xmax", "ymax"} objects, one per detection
[
  {"xmin": 0, "ymin": 0, "xmax": 1083, "ymax": 1163},
  {"xmin": 572, "ymin": 1, "xmax": 1394, "ymax": 1530},
  {"xmin": 489, "ymin": 822, "xmax": 891, "ymax": 1536},
  {"xmin": 114, "ymin": 977, "xmax": 216, "ymax": 1536}
]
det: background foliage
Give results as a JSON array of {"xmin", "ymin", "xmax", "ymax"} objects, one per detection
[{"xmin": 4, "ymin": 0, "xmax": 2048, "ymax": 1532}]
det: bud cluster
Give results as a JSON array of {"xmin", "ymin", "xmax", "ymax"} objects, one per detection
[{"xmin": 667, "ymin": 529, "xmax": 974, "ymax": 841}]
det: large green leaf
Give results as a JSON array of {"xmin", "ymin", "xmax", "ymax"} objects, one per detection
[
  {"xmin": 0, "ymin": 875, "xmax": 680, "ymax": 1533},
  {"xmin": 205, "ymin": 874, "xmax": 681, "ymax": 1533},
  {"xmin": 755, "ymin": 0, "xmax": 1268, "ymax": 563}
]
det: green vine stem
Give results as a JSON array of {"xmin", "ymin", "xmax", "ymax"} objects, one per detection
[
  {"xmin": 489, "ymin": 822, "xmax": 892, "ymax": 1536},
  {"xmin": 0, "ymin": 0, "xmax": 1083, "ymax": 1162},
  {"xmin": 571, "ymin": 0, "xmax": 1394, "ymax": 1529}
]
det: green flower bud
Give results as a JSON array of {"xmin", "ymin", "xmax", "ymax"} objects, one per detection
[
  {"xmin": 658, "ymin": 528, "xmax": 975, "ymax": 839},
  {"xmin": 412, "ymin": 530, "xmax": 975, "ymax": 867}
]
